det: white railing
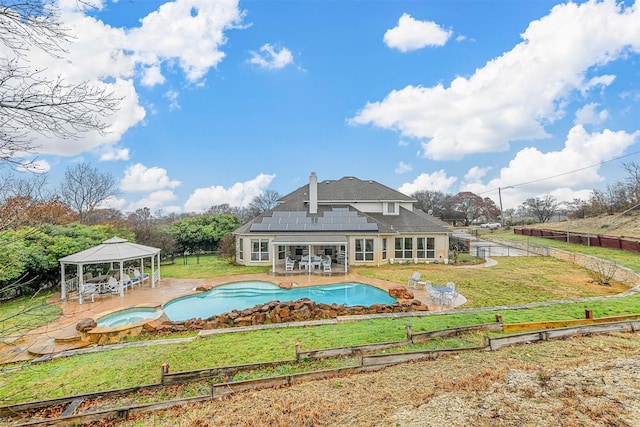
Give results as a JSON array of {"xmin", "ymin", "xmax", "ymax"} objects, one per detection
[{"xmin": 65, "ymin": 277, "xmax": 79, "ymax": 293}]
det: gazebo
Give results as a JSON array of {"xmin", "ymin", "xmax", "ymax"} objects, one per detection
[{"xmin": 59, "ymin": 237, "xmax": 162, "ymax": 304}]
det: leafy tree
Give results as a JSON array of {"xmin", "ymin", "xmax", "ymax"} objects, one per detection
[
  {"xmin": 172, "ymin": 214, "xmax": 240, "ymax": 257},
  {"xmin": 449, "ymin": 192, "xmax": 499, "ymax": 226},
  {"xmin": 0, "ymin": 0, "xmax": 120, "ymax": 169},
  {"xmin": 0, "ymin": 223, "xmax": 131, "ymax": 298},
  {"xmin": 524, "ymin": 195, "xmax": 560, "ymax": 223},
  {"xmin": 59, "ymin": 162, "xmax": 119, "ymax": 223}
]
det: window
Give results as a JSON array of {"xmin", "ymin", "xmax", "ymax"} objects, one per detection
[
  {"xmin": 238, "ymin": 238, "xmax": 243, "ymax": 261},
  {"xmin": 387, "ymin": 202, "xmax": 396, "ymax": 214},
  {"xmin": 251, "ymin": 239, "xmax": 269, "ymax": 261},
  {"xmin": 417, "ymin": 237, "xmax": 435, "ymax": 259},
  {"xmin": 354, "ymin": 238, "xmax": 374, "ymax": 261},
  {"xmin": 394, "ymin": 237, "xmax": 413, "ymax": 259},
  {"xmin": 382, "ymin": 238, "xmax": 387, "ymax": 260},
  {"xmin": 277, "ymin": 245, "xmax": 286, "ymax": 260}
]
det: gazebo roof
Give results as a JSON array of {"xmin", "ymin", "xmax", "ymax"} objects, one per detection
[{"xmin": 59, "ymin": 237, "xmax": 161, "ymax": 265}]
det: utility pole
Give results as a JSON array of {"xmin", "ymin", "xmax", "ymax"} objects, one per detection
[{"xmin": 498, "ymin": 186, "xmax": 513, "ymax": 227}]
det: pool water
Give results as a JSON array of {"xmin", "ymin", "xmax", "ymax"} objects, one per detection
[
  {"xmin": 163, "ymin": 281, "xmax": 396, "ymax": 322},
  {"xmin": 97, "ymin": 307, "xmax": 159, "ymax": 327}
]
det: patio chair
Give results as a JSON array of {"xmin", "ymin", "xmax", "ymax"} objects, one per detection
[
  {"xmin": 446, "ymin": 281, "xmax": 456, "ymax": 291},
  {"xmin": 285, "ymin": 257, "xmax": 296, "ymax": 272},
  {"xmin": 79, "ymin": 283, "xmax": 96, "ymax": 304},
  {"xmin": 441, "ymin": 290, "xmax": 458, "ymax": 306},
  {"xmin": 428, "ymin": 286, "xmax": 443, "ymax": 304},
  {"xmin": 322, "ymin": 256, "xmax": 332, "ymax": 273},
  {"xmin": 133, "ymin": 268, "xmax": 149, "ymax": 283},
  {"xmin": 407, "ymin": 272, "xmax": 426, "ymax": 289}
]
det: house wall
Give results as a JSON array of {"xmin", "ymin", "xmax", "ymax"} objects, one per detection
[
  {"xmin": 235, "ymin": 233, "xmax": 450, "ymax": 267},
  {"xmin": 346, "ymin": 233, "xmax": 450, "ymax": 267}
]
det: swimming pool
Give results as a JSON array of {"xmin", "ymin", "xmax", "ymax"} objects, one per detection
[{"xmin": 163, "ymin": 281, "xmax": 396, "ymax": 322}]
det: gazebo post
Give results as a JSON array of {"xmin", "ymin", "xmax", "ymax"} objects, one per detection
[
  {"xmin": 78, "ymin": 263, "xmax": 85, "ymax": 304},
  {"xmin": 156, "ymin": 252, "xmax": 160, "ymax": 286},
  {"xmin": 119, "ymin": 262, "xmax": 124, "ymax": 297},
  {"xmin": 151, "ymin": 253, "xmax": 156, "ymax": 288},
  {"xmin": 60, "ymin": 263, "xmax": 66, "ymax": 300}
]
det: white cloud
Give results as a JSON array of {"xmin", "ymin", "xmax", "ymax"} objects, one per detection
[
  {"xmin": 398, "ymin": 170, "xmax": 457, "ymax": 195},
  {"xmin": 248, "ymin": 44, "xmax": 294, "ymax": 70},
  {"xmin": 352, "ymin": 1, "xmax": 640, "ymax": 160},
  {"xmin": 164, "ymin": 90, "xmax": 181, "ymax": 111},
  {"xmin": 463, "ymin": 166, "xmax": 491, "ymax": 183},
  {"xmin": 141, "ymin": 65, "xmax": 166, "ymax": 87},
  {"xmin": 125, "ymin": 190, "xmax": 179, "ymax": 212},
  {"xmin": 383, "ymin": 13, "xmax": 452, "ymax": 52},
  {"xmin": 127, "ymin": 0, "xmax": 245, "ymax": 82},
  {"xmin": 394, "ymin": 161, "xmax": 412, "ymax": 174},
  {"xmin": 98, "ymin": 146, "xmax": 130, "ymax": 161},
  {"xmin": 461, "ymin": 125, "xmax": 639, "ymax": 209},
  {"xmin": 574, "ymin": 103, "xmax": 608, "ymax": 126},
  {"xmin": 184, "ymin": 173, "xmax": 276, "ymax": 212},
  {"xmin": 120, "ymin": 163, "xmax": 181, "ymax": 192}
]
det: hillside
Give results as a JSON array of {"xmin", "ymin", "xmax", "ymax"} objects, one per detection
[{"xmin": 522, "ymin": 213, "xmax": 640, "ymax": 239}]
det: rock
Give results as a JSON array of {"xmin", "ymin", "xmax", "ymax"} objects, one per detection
[
  {"xmin": 76, "ymin": 318, "xmax": 97, "ymax": 332},
  {"xmin": 278, "ymin": 281, "xmax": 294, "ymax": 289},
  {"xmin": 142, "ymin": 320, "xmax": 161, "ymax": 332},
  {"xmin": 389, "ymin": 286, "xmax": 414, "ymax": 299}
]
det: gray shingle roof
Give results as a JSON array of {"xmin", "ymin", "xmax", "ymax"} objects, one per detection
[{"xmin": 235, "ymin": 175, "xmax": 449, "ymax": 235}]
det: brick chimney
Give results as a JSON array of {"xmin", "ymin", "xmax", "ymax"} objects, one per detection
[{"xmin": 309, "ymin": 172, "xmax": 318, "ymax": 214}]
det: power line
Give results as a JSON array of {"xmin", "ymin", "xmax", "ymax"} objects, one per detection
[{"xmin": 482, "ymin": 148, "xmax": 640, "ymax": 196}]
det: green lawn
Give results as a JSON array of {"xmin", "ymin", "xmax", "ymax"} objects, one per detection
[{"xmin": 484, "ymin": 229, "xmax": 640, "ymax": 272}]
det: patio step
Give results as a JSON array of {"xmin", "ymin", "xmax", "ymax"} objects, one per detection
[
  {"xmin": 51, "ymin": 323, "xmax": 83, "ymax": 344},
  {"xmin": 27, "ymin": 338, "xmax": 93, "ymax": 356}
]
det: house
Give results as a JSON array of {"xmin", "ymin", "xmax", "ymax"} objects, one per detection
[{"xmin": 233, "ymin": 173, "xmax": 451, "ymax": 272}]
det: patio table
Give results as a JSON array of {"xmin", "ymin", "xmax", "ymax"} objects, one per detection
[
  {"xmin": 429, "ymin": 285, "xmax": 454, "ymax": 305},
  {"xmin": 299, "ymin": 256, "xmax": 322, "ymax": 270},
  {"xmin": 86, "ymin": 274, "xmax": 108, "ymax": 283}
]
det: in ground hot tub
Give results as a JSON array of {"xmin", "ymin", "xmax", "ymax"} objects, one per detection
[{"xmin": 83, "ymin": 306, "xmax": 166, "ymax": 345}]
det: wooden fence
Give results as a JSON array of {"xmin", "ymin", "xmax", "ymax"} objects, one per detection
[{"xmin": 514, "ymin": 227, "xmax": 640, "ymax": 253}]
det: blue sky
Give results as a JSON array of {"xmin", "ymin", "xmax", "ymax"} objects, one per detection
[{"xmin": 8, "ymin": 0, "xmax": 640, "ymax": 213}]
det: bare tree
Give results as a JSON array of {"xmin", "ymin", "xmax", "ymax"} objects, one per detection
[
  {"xmin": 524, "ymin": 195, "xmax": 560, "ymax": 223},
  {"xmin": 246, "ymin": 190, "xmax": 280, "ymax": 218},
  {"xmin": 411, "ymin": 190, "xmax": 451, "ymax": 217},
  {"xmin": 59, "ymin": 162, "xmax": 119, "ymax": 223},
  {"xmin": 0, "ymin": 1, "xmax": 120, "ymax": 169},
  {"xmin": 585, "ymin": 258, "xmax": 618, "ymax": 286},
  {"xmin": 622, "ymin": 161, "xmax": 640, "ymax": 205}
]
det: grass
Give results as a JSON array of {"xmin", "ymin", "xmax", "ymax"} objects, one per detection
[
  {"xmin": 484, "ymin": 229, "xmax": 640, "ymax": 272},
  {"xmin": 0, "ymin": 248, "xmax": 638, "ymax": 405},
  {"xmin": 160, "ymin": 255, "xmax": 270, "ymax": 278},
  {"xmin": 357, "ymin": 256, "xmax": 628, "ymax": 308}
]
